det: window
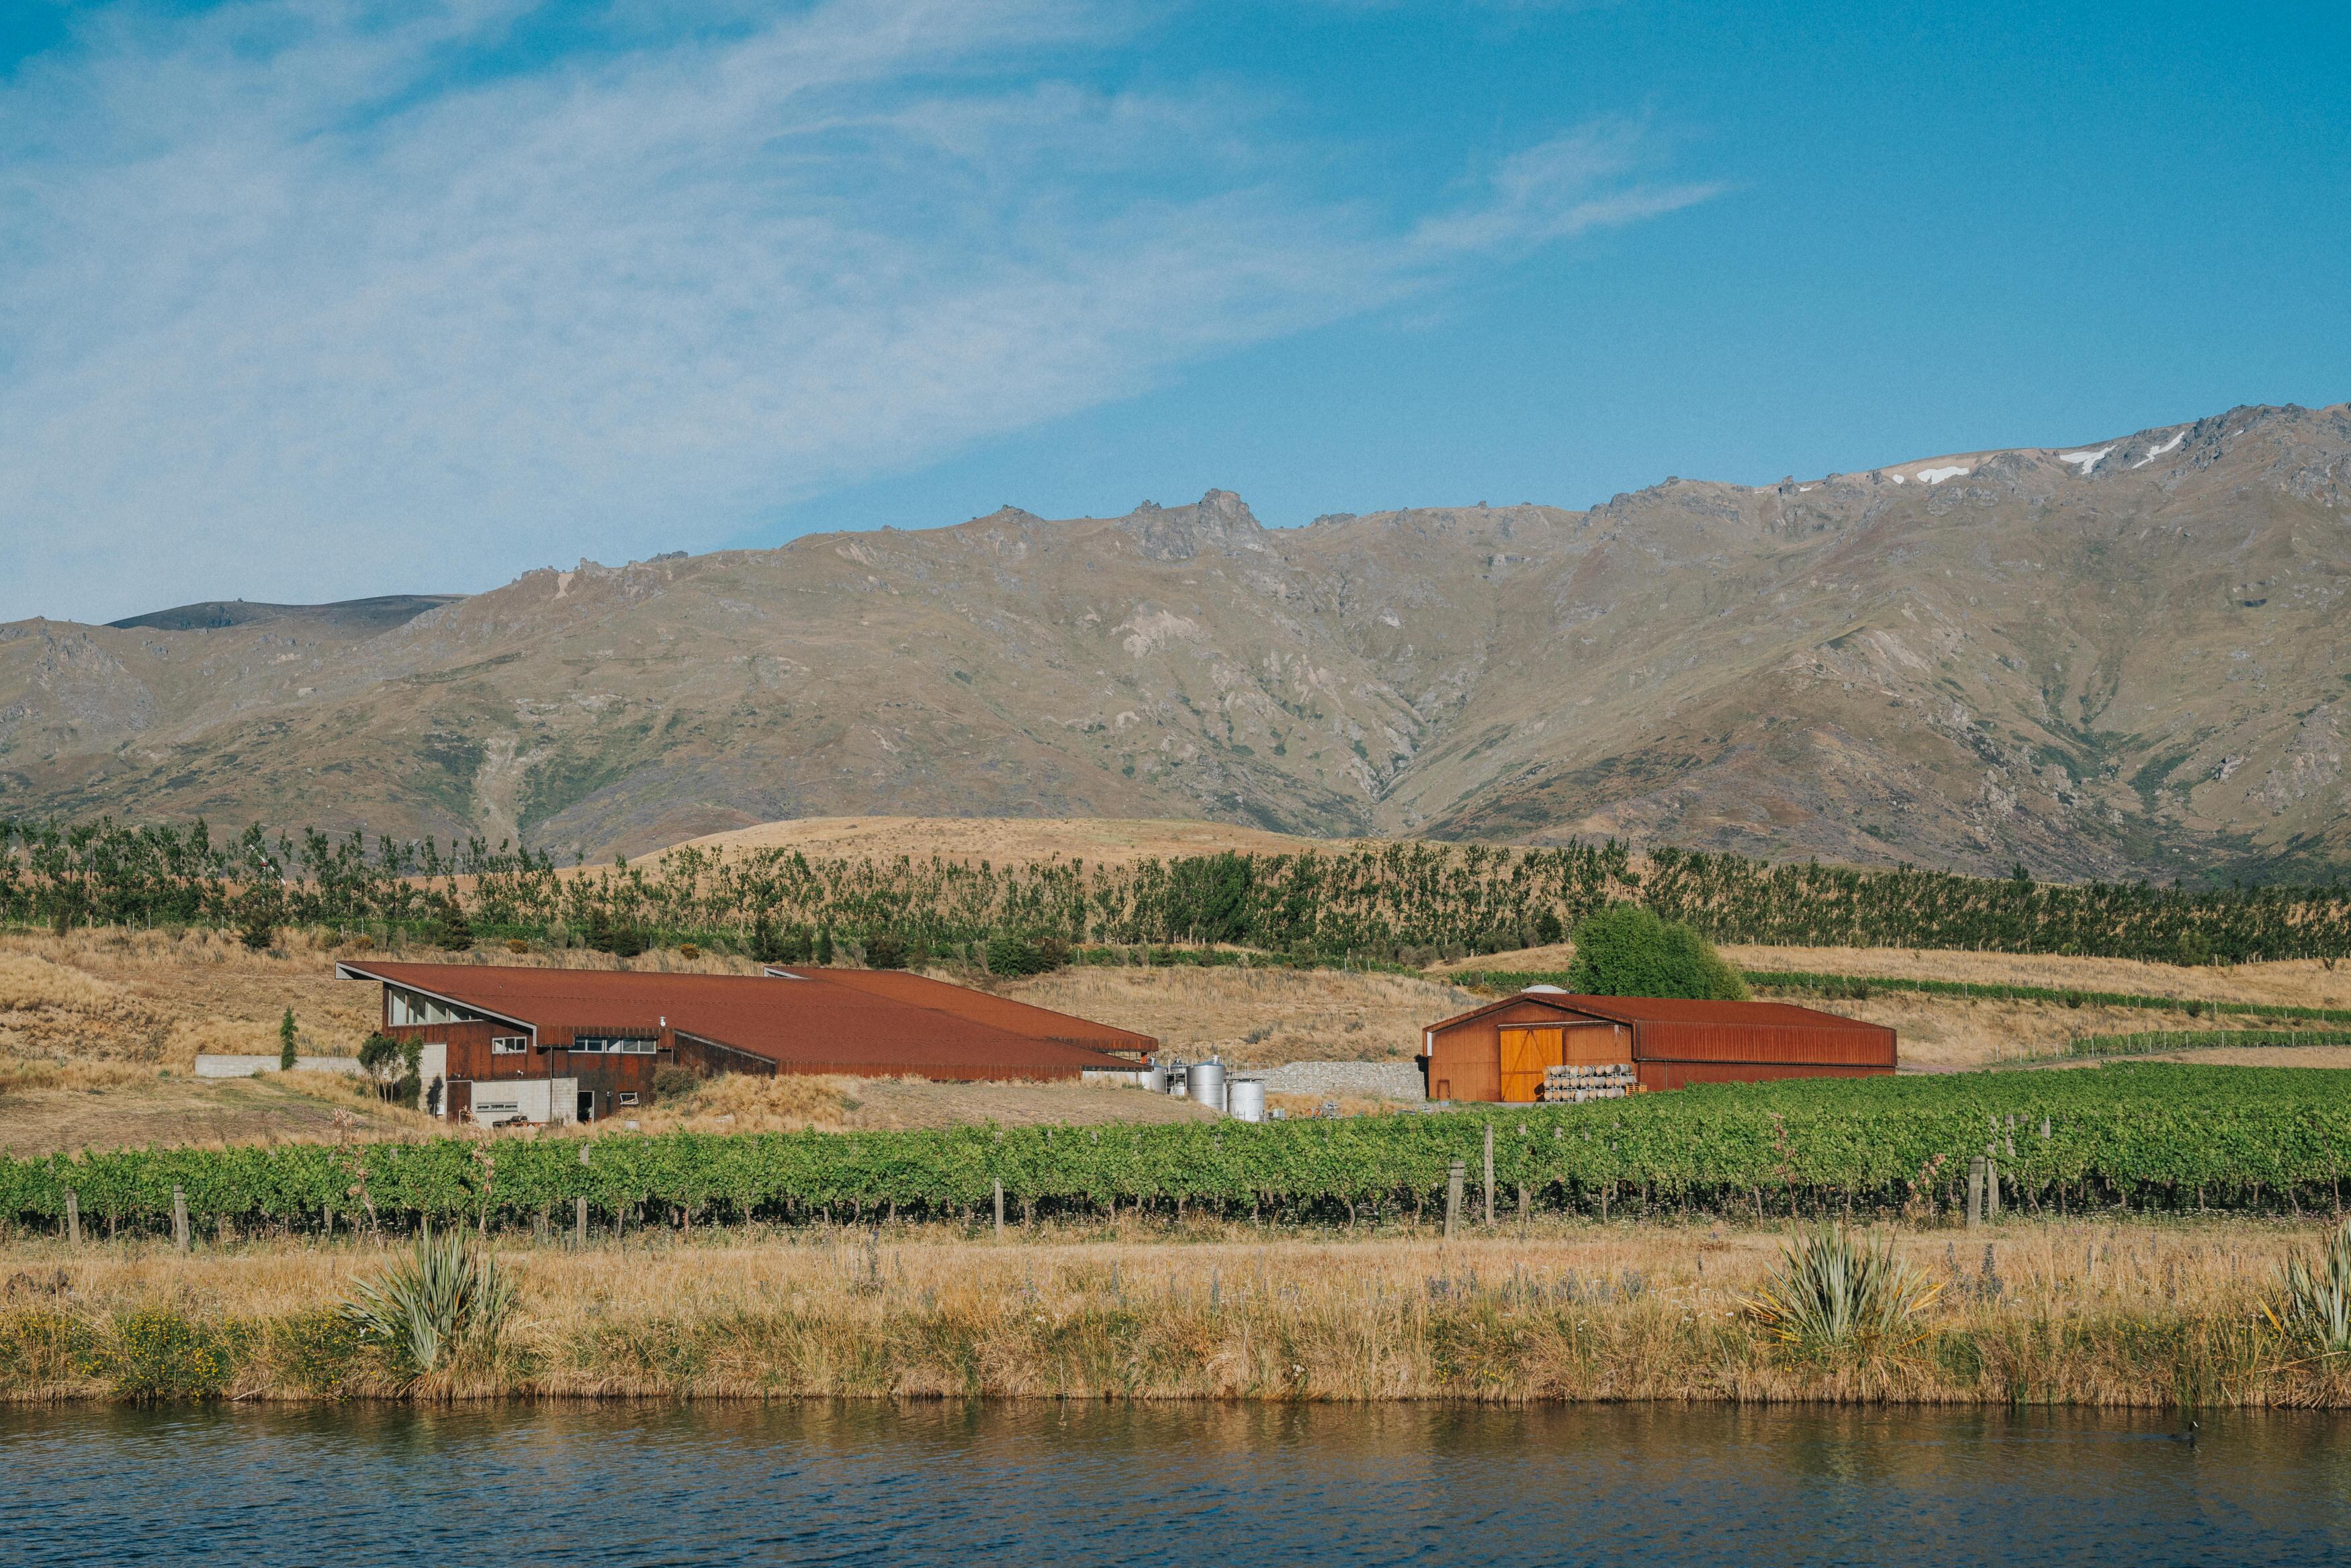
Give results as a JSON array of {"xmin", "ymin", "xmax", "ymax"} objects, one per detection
[
  {"xmin": 572, "ymin": 1036, "xmax": 656, "ymax": 1055},
  {"xmin": 617, "ymin": 1091, "xmax": 639, "ymax": 1106},
  {"xmin": 491, "ymin": 1035, "xmax": 529, "ymax": 1055},
  {"xmin": 388, "ymin": 988, "xmax": 484, "ymax": 1028}
]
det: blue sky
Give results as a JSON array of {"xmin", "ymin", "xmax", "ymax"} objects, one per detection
[{"xmin": 0, "ymin": 1, "xmax": 2344, "ymax": 624}]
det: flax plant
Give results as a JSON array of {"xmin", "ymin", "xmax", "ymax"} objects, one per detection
[
  {"xmin": 342, "ymin": 1222, "xmax": 517, "ymax": 1381},
  {"xmin": 1743, "ymin": 1224, "xmax": 1941, "ymax": 1353},
  {"xmin": 2266, "ymin": 1219, "xmax": 2351, "ymax": 1354}
]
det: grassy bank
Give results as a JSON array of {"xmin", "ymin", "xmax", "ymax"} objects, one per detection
[{"xmin": 2, "ymin": 1218, "xmax": 2342, "ymax": 1408}]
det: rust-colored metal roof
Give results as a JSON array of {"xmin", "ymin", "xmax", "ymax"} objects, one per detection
[
  {"xmin": 1428, "ymin": 990, "xmax": 1896, "ymax": 1069},
  {"xmin": 337, "ymin": 962, "xmax": 1142, "ymax": 1078},
  {"xmin": 770, "ymin": 967, "xmax": 1156, "ymax": 1054},
  {"xmin": 1429, "ymin": 990, "xmax": 1888, "ymax": 1031}
]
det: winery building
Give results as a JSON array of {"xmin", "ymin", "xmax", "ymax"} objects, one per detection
[
  {"xmin": 337, "ymin": 960, "xmax": 1155, "ymax": 1127},
  {"xmin": 1421, "ymin": 987, "xmax": 1897, "ymax": 1103}
]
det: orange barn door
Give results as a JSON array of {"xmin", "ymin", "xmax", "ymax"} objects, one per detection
[{"xmin": 1497, "ymin": 1026, "xmax": 1563, "ymax": 1103}]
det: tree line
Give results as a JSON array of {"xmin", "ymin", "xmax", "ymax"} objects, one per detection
[{"xmin": 1, "ymin": 816, "xmax": 2346, "ymax": 964}]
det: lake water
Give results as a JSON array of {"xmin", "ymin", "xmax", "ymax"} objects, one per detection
[{"xmin": 7, "ymin": 1402, "xmax": 2348, "ymax": 1565}]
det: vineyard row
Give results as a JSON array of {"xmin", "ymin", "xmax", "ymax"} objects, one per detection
[
  {"xmin": 2063, "ymin": 1029, "xmax": 2351, "ymax": 1059},
  {"xmin": 5, "ymin": 1067, "xmax": 2346, "ymax": 1232}
]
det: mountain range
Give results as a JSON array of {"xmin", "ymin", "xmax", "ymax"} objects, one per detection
[{"xmin": 5, "ymin": 400, "xmax": 2348, "ymax": 882}]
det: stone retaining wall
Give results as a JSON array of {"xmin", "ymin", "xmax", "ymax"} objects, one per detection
[{"xmin": 1250, "ymin": 1060, "xmax": 1424, "ymax": 1101}]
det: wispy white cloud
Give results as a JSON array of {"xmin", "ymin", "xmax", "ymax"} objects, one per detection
[
  {"xmin": 1412, "ymin": 119, "xmax": 1724, "ymax": 255},
  {"xmin": 0, "ymin": 0, "xmax": 1716, "ymax": 622}
]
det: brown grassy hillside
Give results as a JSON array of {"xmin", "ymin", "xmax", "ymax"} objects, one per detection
[
  {"xmin": 675, "ymin": 815, "xmax": 1360, "ymax": 866},
  {"xmin": 7, "ymin": 403, "xmax": 2349, "ymax": 880}
]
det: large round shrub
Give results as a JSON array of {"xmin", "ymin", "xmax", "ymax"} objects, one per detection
[{"xmin": 1566, "ymin": 905, "xmax": 1749, "ymax": 1000}]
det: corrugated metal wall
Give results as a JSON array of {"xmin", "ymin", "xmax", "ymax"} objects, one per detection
[
  {"xmin": 1427, "ymin": 993, "xmax": 1896, "ymax": 1102},
  {"xmin": 1634, "ymin": 1019, "xmax": 1896, "ymax": 1067}
]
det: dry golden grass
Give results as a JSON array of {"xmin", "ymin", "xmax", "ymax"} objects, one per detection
[
  {"xmin": 0, "ymin": 927, "xmax": 380, "ymax": 1070},
  {"xmin": 0, "ymin": 928, "xmax": 423, "ymax": 1153},
  {"xmin": 0, "ymin": 1072, "xmax": 429, "ymax": 1158},
  {"xmin": 351, "ymin": 939, "xmax": 772, "ymax": 977},
  {"xmin": 1005, "ymin": 965, "xmax": 1480, "ymax": 1068},
  {"xmin": 1441, "ymin": 938, "xmax": 2351, "ymax": 1011},
  {"xmin": 1428, "ymin": 941, "xmax": 1581, "ymax": 975},
  {"xmin": 626, "ymin": 1071, "xmax": 857, "ymax": 1133},
  {"xmin": 1722, "ymin": 943, "xmax": 2351, "ymax": 1009},
  {"xmin": 2138, "ymin": 1045, "xmax": 2351, "ymax": 1070},
  {"xmin": 832, "ymin": 1078, "xmax": 1218, "ymax": 1131},
  {"xmin": 1264, "ymin": 1091, "xmax": 1416, "ymax": 1119},
  {"xmin": 0, "ymin": 950, "xmax": 127, "ymax": 1015},
  {"xmin": 615, "ymin": 1074, "xmax": 1218, "ymax": 1136},
  {"xmin": 670, "ymin": 814, "xmax": 1364, "ymax": 867},
  {"xmin": 1820, "ymin": 995, "xmax": 2291, "ymax": 1070},
  {"xmin": 9, "ymin": 1216, "xmax": 2346, "ymax": 1405}
]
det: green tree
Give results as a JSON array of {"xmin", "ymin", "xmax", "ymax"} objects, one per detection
[
  {"xmin": 427, "ymin": 896, "xmax": 474, "ymax": 952},
  {"xmin": 235, "ymin": 886, "xmax": 279, "ymax": 952},
  {"xmin": 864, "ymin": 931, "xmax": 907, "ymax": 970},
  {"xmin": 584, "ymin": 909, "xmax": 644, "ymax": 958},
  {"xmin": 357, "ymin": 1029, "xmax": 404, "ymax": 1105},
  {"xmin": 397, "ymin": 1037, "xmax": 424, "ymax": 1109},
  {"xmin": 750, "ymin": 913, "xmax": 787, "ymax": 965},
  {"xmin": 279, "ymin": 1008, "xmax": 298, "ymax": 1072},
  {"xmin": 1566, "ymin": 905, "xmax": 1750, "ymax": 1000},
  {"xmin": 985, "ymin": 934, "xmax": 1069, "ymax": 977}
]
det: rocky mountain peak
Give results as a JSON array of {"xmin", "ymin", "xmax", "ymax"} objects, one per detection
[{"xmin": 1116, "ymin": 489, "xmax": 1266, "ymax": 561}]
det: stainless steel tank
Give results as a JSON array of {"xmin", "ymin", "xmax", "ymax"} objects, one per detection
[
  {"xmin": 1188, "ymin": 1058, "xmax": 1227, "ymax": 1112},
  {"xmin": 1137, "ymin": 1060, "xmax": 1167, "ymax": 1094},
  {"xmin": 1226, "ymin": 1078, "xmax": 1266, "ymax": 1123}
]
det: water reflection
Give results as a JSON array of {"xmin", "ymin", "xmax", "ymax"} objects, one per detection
[{"xmin": 6, "ymin": 1401, "xmax": 2348, "ymax": 1565}]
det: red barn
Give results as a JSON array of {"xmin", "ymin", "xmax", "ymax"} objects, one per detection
[
  {"xmin": 1420, "ymin": 987, "xmax": 1896, "ymax": 1103},
  {"xmin": 337, "ymin": 960, "xmax": 1154, "ymax": 1127}
]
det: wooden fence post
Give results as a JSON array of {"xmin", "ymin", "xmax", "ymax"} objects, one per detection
[
  {"xmin": 65, "ymin": 1189, "xmax": 81, "ymax": 1248},
  {"xmin": 575, "ymin": 1140, "xmax": 592, "ymax": 1247},
  {"xmin": 1988, "ymin": 1157, "xmax": 2002, "ymax": 1219},
  {"xmin": 1483, "ymin": 1123, "xmax": 1496, "ymax": 1228},
  {"xmin": 173, "ymin": 1185, "xmax": 190, "ymax": 1253},
  {"xmin": 994, "ymin": 1179, "xmax": 1006, "ymax": 1241},
  {"xmin": 1967, "ymin": 1158, "xmax": 1985, "ymax": 1229},
  {"xmin": 1446, "ymin": 1160, "xmax": 1465, "ymax": 1241}
]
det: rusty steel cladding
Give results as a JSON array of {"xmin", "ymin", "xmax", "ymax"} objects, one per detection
[
  {"xmin": 336, "ymin": 960, "xmax": 1149, "ymax": 1080},
  {"xmin": 776, "ymin": 966, "xmax": 1155, "ymax": 1054},
  {"xmin": 1420, "ymin": 989, "xmax": 1896, "ymax": 1104}
]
